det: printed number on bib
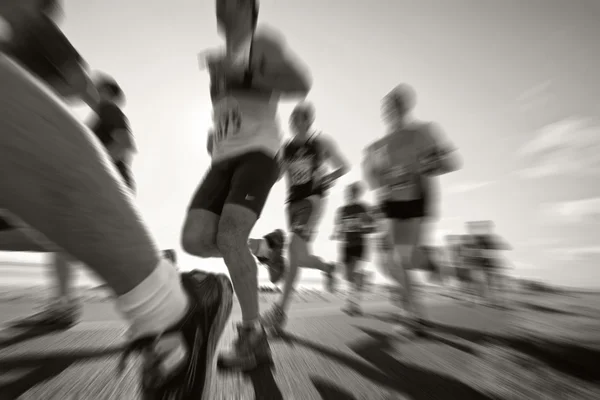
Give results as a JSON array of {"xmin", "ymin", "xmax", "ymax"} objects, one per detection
[
  {"xmin": 385, "ymin": 165, "xmax": 418, "ymax": 201},
  {"xmin": 343, "ymin": 216, "xmax": 363, "ymax": 233},
  {"xmin": 289, "ymin": 160, "xmax": 312, "ymax": 185},
  {"xmin": 213, "ymin": 100, "xmax": 242, "ymax": 144}
]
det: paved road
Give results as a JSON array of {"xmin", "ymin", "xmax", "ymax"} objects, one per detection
[{"xmin": 0, "ymin": 294, "xmax": 514, "ymax": 400}]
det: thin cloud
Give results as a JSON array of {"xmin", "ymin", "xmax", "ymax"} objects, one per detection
[
  {"xmin": 447, "ymin": 181, "xmax": 492, "ymax": 194},
  {"xmin": 518, "ymin": 117, "xmax": 600, "ymax": 178},
  {"xmin": 516, "ymin": 80, "xmax": 553, "ymax": 112},
  {"xmin": 548, "ymin": 246, "xmax": 600, "ymax": 261},
  {"xmin": 541, "ymin": 197, "xmax": 600, "ymax": 223}
]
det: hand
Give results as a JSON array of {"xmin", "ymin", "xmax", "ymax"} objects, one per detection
[{"xmin": 318, "ymin": 174, "xmax": 338, "ymax": 191}]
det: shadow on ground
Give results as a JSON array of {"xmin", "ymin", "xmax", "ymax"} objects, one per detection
[
  {"xmin": 0, "ymin": 326, "xmax": 65, "ymax": 349},
  {"xmin": 272, "ymin": 328, "xmax": 493, "ymax": 400},
  {"xmin": 0, "ymin": 347, "xmax": 122, "ymax": 400},
  {"xmin": 366, "ymin": 311, "xmax": 600, "ymax": 384},
  {"xmin": 244, "ymin": 364, "xmax": 284, "ymax": 400}
]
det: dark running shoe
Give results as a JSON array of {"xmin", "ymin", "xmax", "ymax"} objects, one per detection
[
  {"xmin": 119, "ymin": 270, "xmax": 233, "ymax": 400},
  {"xmin": 258, "ymin": 229, "xmax": 286, "ymax": 284},
  {"xmin": 217, "ymin": 323, "xmax": 273, "ymax": 372},
  {"xmin": 9, "ymin": 300, "xmax": 80, "ymax": 330}
]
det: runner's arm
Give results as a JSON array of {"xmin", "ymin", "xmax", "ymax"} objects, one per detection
[
  {"xmin": 250, "ymin": 32, "xmax": 312, "ymax": 98},
  {"xmin": 207, "ymin": 130, "xmax": 214, "ymax": 155},
  {"xmin": 361, "ymin": 147, "xmax": 382, "ymax": 190},
  {"xmin": 276, "ymin": 158, "xmax": 288, "ymax": 182},
  {"xmin": 319, "ymin": 135, "xmax": 350, "ymax": 185},
  {"xmin": 330, "ymin": 208, "xmax": 343, "ymax": 240},
  {"xmin": 420, "ymin": 123, "xmax": 462, "ymax": 176}
]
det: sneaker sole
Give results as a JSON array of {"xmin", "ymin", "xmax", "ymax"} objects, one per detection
[{"xmin": 200, "ymin": 274, "xmax": 234, "ymax": 400}]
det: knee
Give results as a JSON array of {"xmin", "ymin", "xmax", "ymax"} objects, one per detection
[
  {"xmin": 215, "ymin": 227, "xmax": 247, "ymax": 256},
  {"xmin": 181, "ymin": 226, "xmax": 217, "ymax": 258}
]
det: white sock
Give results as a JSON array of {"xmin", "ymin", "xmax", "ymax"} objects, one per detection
[{"xmin": 116, "ymin": 259, "xmax": 190, "ymax": 339}]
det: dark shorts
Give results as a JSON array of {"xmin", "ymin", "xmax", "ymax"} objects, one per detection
[
  {"xmin": 286, "ymin": 196, "xmax": 323, "ymax": 242},
  {"xmin": 188, "ymin": 151, "xmax": 279, "ymax": 217},
  {"xmin": 381, "ymin": 199, "xmax": 426, "ymax": 220},
  {"xmin": 344, "ymin": 244, "xmax": 364, "ymax": 263}
]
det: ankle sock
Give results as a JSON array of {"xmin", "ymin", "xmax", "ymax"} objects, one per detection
[{"xmin": 116, "ymin": 259, "xmax": 190, "ymax": 339}]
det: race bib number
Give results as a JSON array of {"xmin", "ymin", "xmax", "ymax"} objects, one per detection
[
  {"xmin": 342, "ymin": 216, "xmax": 363, "ymax": 233},
  {"xmin": 289, "ymin": 159, "xmax": 312, "ymax": 185},
  {"xmin": 383, "ymin": 164, "xmax": 419, "ymax": 201},
  {"xmin": 212, "ymin": 98, "xmax": 242, "ymax": 144}
]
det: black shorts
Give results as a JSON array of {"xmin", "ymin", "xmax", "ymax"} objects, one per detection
[
  {"xmin": 343, "ymin": 245, "xmax": 364, "ymax": 265},
  {"xmin": 188, "ymin": 151, "xmax": 279, "ymax": 217},
  {"xmin": 286, "ymin": 196, "xmax": 323, "ymax": 242},
  {"xmin": 381, "ymin": 199, "xmax": 426, "ymax": 220}
]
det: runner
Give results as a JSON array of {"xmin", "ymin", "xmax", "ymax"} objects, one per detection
[
  {"xmin": 362, "ymin": 83, "xmax": 461, "ymax": 335},
  {"xmin": 7, "ymin": 75, "xmax": 151, "ymax": 331},
  {"xmin": 446, "ymin": 234, "xmax": 476, "ymax": 304},
  {"xmin": 1, "ymin": 2, "xmax": 232, "ymax": 399},
  {"xmin": 331, "ymin": 182, "xmax": 376, "ymax": 316},
  {"xmin": 260, "ymin": 102, "xmax": 349, "ymax": 333},
  {"xmin": 180, "ymin": 0, "xmax": 312, "ymax": 371},
  {"xmin": 205, "ymin": 126, "xmax": 285, "ymax": 284},
  {"xmin": 466, "ymin": 220, "xmax": 511, "ymax": 307}
]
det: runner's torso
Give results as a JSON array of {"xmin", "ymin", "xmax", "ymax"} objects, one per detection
[
  {"xmin": 367, "ymin": 122, "xmax": 432, "ymax": 202},
  {"xmin": 209, "ymin": 39, "xmax": 282, "ymax": 163},
  {"xmin": 339, "ymin": 203, "xmax": 370, "ymax": 247},
  {"xmin": 283, "ymin": 135, "xmax": 327, "ymax": 203}
]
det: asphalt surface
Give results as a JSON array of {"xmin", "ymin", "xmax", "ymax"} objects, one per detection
[{"xmin": 0, "ymin": 292, "xmax": 515, "ymax": 400}]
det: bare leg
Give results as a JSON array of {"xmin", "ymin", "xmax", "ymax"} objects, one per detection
[
  {"xmin": 217, "ymin": 204, "xmax": 260, "ymax": 325},
  {"xmin": 52, "ymin": 252, "xmax": 76, "ymax": 302},
  {"xmin": 0, "ymin": 55, "xmax": 185, "ymax": 327}
]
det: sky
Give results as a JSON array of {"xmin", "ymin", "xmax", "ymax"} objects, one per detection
[{"xmin": 3, "ymin": 0, "xmax": 600, "ymax": 288}]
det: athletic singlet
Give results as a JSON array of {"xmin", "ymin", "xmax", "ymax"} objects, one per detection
[
  {"xmin": 338, "ymin": 203, "xmax": 371, "ymax": 247},
  {"xmin": 365, "ymin": 122, "xmax": 437, "ymax": 202},
  {"xmin": 209, "ymin": 38, "xmax": 281, "ymax": 163},
  {"xmin": 282, "ymin": 134, "xmax": 327, "ymax": 203}
]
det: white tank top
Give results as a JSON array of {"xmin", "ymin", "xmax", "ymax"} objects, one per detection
[{"xmin": 209, "ymin": 39, "xmax": 282, "ymax": 163}]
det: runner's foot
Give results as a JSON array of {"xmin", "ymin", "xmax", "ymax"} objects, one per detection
[
  {"xmin": 9, "ymin": 299, "xmax": 81, "ymax": 330},
  {"xmin": 217, "ymin": 323, "xmax": 273, "ymax": 371},
  {"xmin": 119, "ymin": 270, "xmax": 233, "ymax": 400},
  {"xmin": 257, "ymin": 230, "xmax": 286, "ymax": 284},
  {"xmin": 341, "ymin": 302, "xmax": 362, "ymax": 316}
]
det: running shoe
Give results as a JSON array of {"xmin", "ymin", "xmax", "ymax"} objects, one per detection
[
  {"xmin": 119, "ymin": 270, "xmax": 233, "ymax": 400},
  {"xmin": 9, "ymin": 299, "xmax": 81, "ymax": 330},
  {"xmin": 217, "ymin": 323, "xmax": 273, "ymax": 371},
  {"xmin": 257, "ymin": 229, "xmax": 286, "ymax": 284},
  {"xmin": 341, "ymin": 302, "xmax": 362, "ymax": 316}
]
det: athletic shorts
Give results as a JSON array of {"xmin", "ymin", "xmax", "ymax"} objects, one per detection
[
  {"xmin": 188, "ymin": 151, "xmax": 279, "ymax": 217},
  {"xmin": 381, "ymin": 199, "xmax": 426, "ymax": 220},
  {"xmin": 286, "ymin": 195, "xmax": 323, "ymax": 242},
  {"xmin": 342, "ymin": 245, "xmax": 364, "ymax": 281}
]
